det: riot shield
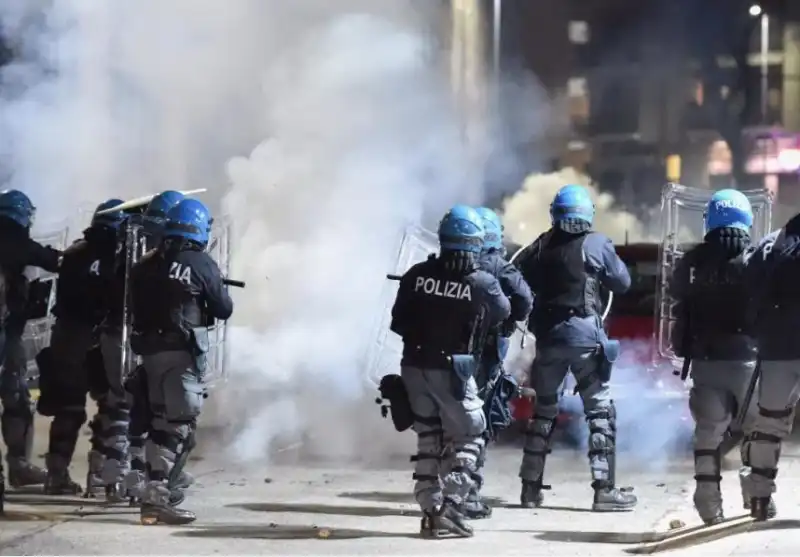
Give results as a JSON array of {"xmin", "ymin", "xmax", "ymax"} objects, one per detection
[
  {"xmin": 23, "ymin": 226, "xmax": 70, "ymax": 383},
  {"xmin": 363, "ymin": 224, "xmax": 437, "ymax": 388},
  {"xmin": 204, "ymin": 217, "xmax": 231, "ymax": 388},
  {"xmin": 120, "ymin": 220, "xmax": 149, "ymax": 382},
  {"xmin": 508, "ymin": 245, "xmax": 536, "ymax": 350},
  {"xmin": 655, "ymin": 183, "xmax": 774, "ymax": 366}
]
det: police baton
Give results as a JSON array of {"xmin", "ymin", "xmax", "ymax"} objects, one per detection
[
  {"xmin": 386, "ymin": 274, "xmax": 401, "ymax": 281},
  {"xmin": 223, "ymin": 278, "xmax": 246, "ymax": 288}
]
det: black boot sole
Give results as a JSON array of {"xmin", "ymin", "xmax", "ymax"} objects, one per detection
[
  {"xmin": 437, "ymin": 512, "xmax": 474, "ymax": 538},
  {"xmin": 591, "ymin": 502, "xmax": 637, "ymax": 512}
]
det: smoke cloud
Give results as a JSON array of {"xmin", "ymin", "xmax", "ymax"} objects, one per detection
[
  {"xmin": 0, "ymin": 1, "xmax": 554, "ymax": 464},
  {"xmin": 502, "ymin": 167, "xmax": 661, "ymax": 246}
]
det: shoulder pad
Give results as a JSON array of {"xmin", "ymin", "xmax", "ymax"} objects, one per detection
[{"xmin": 64, "ymin": 239, "xmax": 88, "ymax": 255}]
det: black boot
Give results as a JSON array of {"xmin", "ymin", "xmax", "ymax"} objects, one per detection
[
  {"xmin": 44, "ymin": 468, "xmax": 82, "ymax": 495},
  {"xmin": 140, "ymin": 502, "xmax": 197, "ymax": 526},
  {"xmin": 520, "ymin": 480, "xmax": 545, "ymax": 508},
  {"xmin": 7, "ymin": 459, "xmax": 47, "ymax": 488},
  {"xmin": 420, "ymin": 499, "xmax": 473, "ymax": 538},
  {"xmin": 701, "ymin": 508, "xmax": 725, "ymax": 526},
  {"xmin": 693, "ymin": 478, "xmax": 724, "ymax": 526},
  {"xmin": 105, "ymin": 482, "xmax": 129, "ymax": 503},
  {"xmin": 592, "ymin": 482, "xmax": 637, "ymax": 512},
  {"xmin": 420, "ymin": 511, "xmax": 447, "ymax": 538},
  {"xmin": 749, "ymin": 496, "xmax": 777, "ymax": 521}
]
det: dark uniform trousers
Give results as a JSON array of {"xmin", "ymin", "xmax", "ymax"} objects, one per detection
[{"xmin": 141, "ymin": 350, "xmax": 205, "ymax": 506}]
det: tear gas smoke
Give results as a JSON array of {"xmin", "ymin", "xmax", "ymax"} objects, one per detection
[
  {"xmin": 0, "ymin": 1, "xmax": 554, "ymax": 465},
  {"xmin": 502, "ymin": 167, "xmax": 661, "ymax": 246},
  {"xmin": 556, "ymin": 340, "xmax": 694, "ymax": 471},
  {"xmin": 219, "ymin": 6, "xmax": 553, "ymax": 465}
]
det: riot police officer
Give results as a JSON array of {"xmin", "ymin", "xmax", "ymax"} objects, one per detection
[
  {"xmin": 669, "ymin": 189, "xmax": 762, "ymax": 525},
  {"xmin": 0, "ymin": 190, "xmax": 61, "ymax": 503},
  {"xmin": 740, "ymin": 201, "xmax": 800, "ymax": 521},
  {"xmin": 118, "ymin": 190, "xmax": 188, "ymax": 504},
  {"xmin": 461, "ymin": 206, "xmax": 532, "ymax": 520},
  {"xmin": 129, "ymin": 198, "xmax": 233, "ymax": 525},
  {"xmin": 390, "ymin": 204, "xmax": 510, "ymax": 538},
  {"xmin": 514, "ymin": 184, "xmax": 635, "ymax": 512},
  {"xmin": 37, "ymin": 199, "xmax": 125, "ymax": 495}
]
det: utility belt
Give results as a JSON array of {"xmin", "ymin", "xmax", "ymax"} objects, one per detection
[
  {"xmin": 131, "ymin": 326, "xmax": 210, "ymax": 374},
  {"xmin": 377, "ymin": 351, "xmax": 479, "ymax": 433},
  {"xmin": 531, "ymin": 305, "xmax": 591, "ymax": 331},
  {"xmin": 687, "ymin": 332, "xmax": 757, "ymax": 362},
  {"xmin": 400, "ymin": 344, "xmax": 470, "ymax": 370}
]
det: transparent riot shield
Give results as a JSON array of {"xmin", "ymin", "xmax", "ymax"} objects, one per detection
[
  {"xmin": 23, "ymin": 226, "xmax": 70, "ymax": 383},
  {"xmin": 204, "ymin": 217, "xmax": 231, "ymax": 388},
  {"xmin": 655, "ymin": 183, "xmax": 774, "ymax": 366},
  {"xmin": 363, "ymin": 224, "xmax": 438, "ymax": 388},
  {"xmin": 120, "ymin": 220, "xmax": 148, "ymax": 382},
  {"xmin": 508, "ymin": 245, "xmax": 536, "ymax": 351}
]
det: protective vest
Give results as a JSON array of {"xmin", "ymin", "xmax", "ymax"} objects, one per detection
[
  {"xmin": 682, "ymin": 232, "xmax": 756, "ymax": 360},
  {"xmin": 130, "ymin": 247, "xmax": 204, "ymax": 338},
  {"xmin": 400, "ymin": 259, "xmax": 484, "ymax": 368},
  {"xmin": 763, "ymin": 234, "xmax": 800, "ymax": 313},
  {"xmin": 53, "ymin": 229, "xmax": 118, "ymax": 325},
  {"xmin": 687, "ymin": 253, "xmax": 750, "ymax": 338},
  {"xmin": 523, "ymin": 231, "xmax": 600, "ymax": 327}
]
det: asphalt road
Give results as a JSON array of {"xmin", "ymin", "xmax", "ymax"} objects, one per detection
[{"xmin": 2, "ymin": 411, "xmax": 799, "ymax": 556}]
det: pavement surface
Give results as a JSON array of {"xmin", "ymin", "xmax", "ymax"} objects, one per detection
[{"xmin": 2, "ymin": 413, "xmax": 800, "ymax": 556}]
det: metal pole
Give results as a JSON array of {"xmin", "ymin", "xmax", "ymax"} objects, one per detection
[
  {"xmin": 492, "ymin": 0, "xmax": 501, "ymax": 79},
  {"xmin": 761, "ymin": 14, "xmax": 769, "ymax": 122}
]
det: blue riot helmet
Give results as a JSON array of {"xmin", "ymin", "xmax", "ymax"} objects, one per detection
[
  {"xmin": 704, "ymin": 189, "xmax": 753, "ymax": 234},
  {"xmin": 550, "ymin": 184, "xmax": 595, "ymax": 226},
  {"xmin": 0, "ymin": 189, "xmax": 36, "ymax": 229},
  {"xmin": 91, "ymin": 198, "xmax": 126, "ymax": 230},
  {"xmin": 164, "ymin": 198, "xmax": 213, "ymax": 247},
  {"xmin": 438, "ymin": 204, "xmax": 485, "ymax": 254},
  {"xmin": 474, "ymin": 207, "xmax": 503, "ymax": 251},
  {"xmin": 145, "ymin": 190, "xmax": 185, "ymax": 225},
  {"xmin": 144, "ymin": 190, "xmax": 185, "ymax": 239}
]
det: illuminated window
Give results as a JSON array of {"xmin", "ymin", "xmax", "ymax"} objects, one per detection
[
  {"xmin": 568, "ymin": 21, "xmax": 589, "ymax": 44},
  {"xmin": 568, "ymin": 77, "xmax": 587, "ymax": 98}
]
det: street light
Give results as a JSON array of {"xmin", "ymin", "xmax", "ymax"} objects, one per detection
[{"xmin": 749, "ymin": 4, "xmax": 769, "ymax": 122}]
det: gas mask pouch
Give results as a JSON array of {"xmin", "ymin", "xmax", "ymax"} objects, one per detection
[
  {"xmin": 450, "ymin": 354, "xmax": 477, "ymax": 402},
  {"xmin": 597, "ymin": 339, "xmax": 621, "ymax": 383},
  {"xmin": 377, "ymin": 374, "xmax": 413, "ymax": 432}
]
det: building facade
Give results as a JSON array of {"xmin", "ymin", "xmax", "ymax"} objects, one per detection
[{"xmin": 510, "ymin": 0, "xmax": 800, "ymax": 207}]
